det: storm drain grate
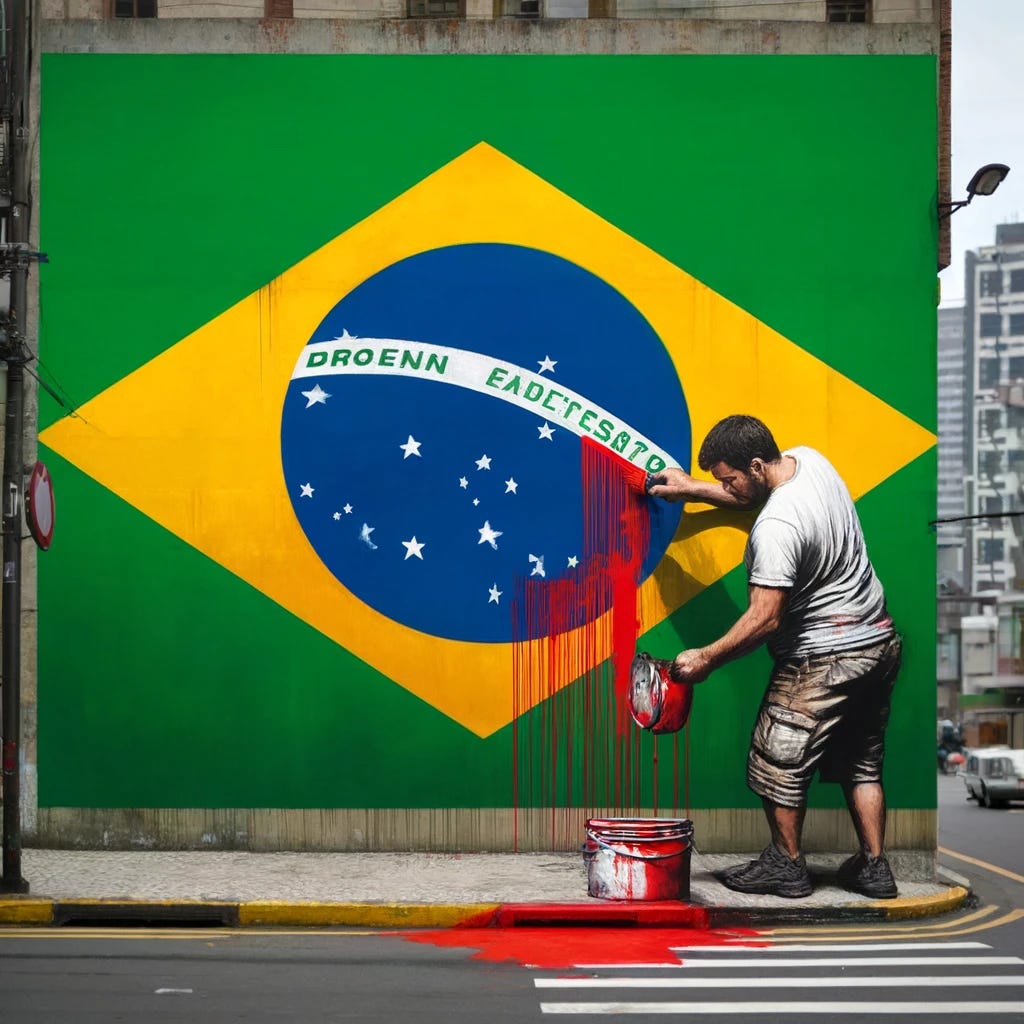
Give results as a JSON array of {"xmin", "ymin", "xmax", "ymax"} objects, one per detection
[{"xmin": 54, "ymin": 902, "xmax": 239, "ymax": 928}]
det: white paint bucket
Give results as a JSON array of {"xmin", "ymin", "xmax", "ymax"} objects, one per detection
[{"xmin": 583, "ymin": 817, "xmax": 693, "ymax": 901}]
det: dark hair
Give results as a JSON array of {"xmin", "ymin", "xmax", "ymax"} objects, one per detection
[{"xmin": 698, "ymin": 415, "xmax": 781, "ymax": 472}]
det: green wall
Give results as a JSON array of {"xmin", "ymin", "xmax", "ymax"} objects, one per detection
[{"xmin": 37, "ymin": 53, "xmax": 938, "ymax": 812}]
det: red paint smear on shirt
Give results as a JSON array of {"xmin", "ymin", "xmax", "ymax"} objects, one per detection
[{"xmin": 394, "ymin": 926, "xmax": 770, "ymax": 968}]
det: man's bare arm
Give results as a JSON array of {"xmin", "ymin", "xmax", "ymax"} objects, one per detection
[
  {"xmin": 670, "ymin": 586, "xmax": 789, "ymax": 684},
  {"xmin": 646, "ymin": 466, "xmax": 757, "ymax": 510}
]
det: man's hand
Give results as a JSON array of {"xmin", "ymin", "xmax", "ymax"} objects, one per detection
[
  {"xmin": 647, "ymin": 466, "xmax": 754, "ymax": 509},
  {"xmin": 646, "ymin": 466, "xmax": 700, "ymax": 503},
  {"xmin": 670, "ymin": 647, "xmax": 713, "ymax": 685}
]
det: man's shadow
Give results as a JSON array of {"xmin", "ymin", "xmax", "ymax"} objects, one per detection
[{"xmin": 648, "ymin": 504, "xmax": 757, "ymax": 635}]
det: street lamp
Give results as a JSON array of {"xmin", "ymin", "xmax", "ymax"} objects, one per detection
[{"xmin": 939, "ymin": 163, "xmax": 1011, "ymax": 219}]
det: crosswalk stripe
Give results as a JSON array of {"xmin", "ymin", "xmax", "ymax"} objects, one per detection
[
  {"xmin": 668, "ymin": 955, "xmax": 1022, "ymax": 968},
  {"xmin": 535, "ymin": 975, "xmax": 1024, "ymax": 989},
  {"xmin": 671, "ymin": 942, "xmax": 991, "ymax": 952},
  {"xmin": 574, "ymin": 956, "xmax": 1022, "ymax": 969},
  {"xmin": 540, "ymin": 1001, "xmax": 1024, "ymax": 1015}
]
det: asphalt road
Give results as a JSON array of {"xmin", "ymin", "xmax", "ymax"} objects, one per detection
[
  {"xmin": 0, "ymin": 775, "xmax": 1021, "ymax": 1023},
  {"xmin": 938, "ymin": 768, "xmax": 1024, "ymax": 909}
]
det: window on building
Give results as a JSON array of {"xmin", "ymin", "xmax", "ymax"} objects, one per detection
[
  {"xmin": 113, "ymin": 0, "xmax": 156, "ymax": 15},
  {"xmin": 984, "ymin": 495, "xmax": 1004, "ymax": 515},
  {"xmin": 1009, "ymin": 355, "xmax": 1024, "ymax": 379},
  {"xmin": 980, "ymin": 271, "xmax": 1003, "ymax": 297},
  {"xmin": 980, "ymin": 313, "xmax": 1003, "ymax": 338},
  {"xmin": 980, "ymin": 449, "xmax": 1002, "ymax": 479},
  {"xmin": 502, "ymin": 0, "xmax": 540, "ymax": 13},
  {"xmin": 265, "ymin": 0, "xmax": 293, "ymax": 15},
  {"xmin": 979, "ymin": 358, "xmax": 1000, "ymax": 389},
  {"xmin": 981, "ymin": 407, "xmax": 1003, "ymax": 436},
  {"xmin": 1011, "ymin": 269, "xmax": 1024, "ymax": 294},
  {"xmin": 827, "ymin": 0, "xmax": 869, "ymax": 21},
  {"xmin": 1010, "ymin": 314, "xmax": 1024, "ymax": 337},
  {"xmin": 980, "ymin": 538, "xmax": 1006, "ymax": 564},
  {"xmin": 408, "ymin": 0, "xmax": 466, "ymax": 14}
]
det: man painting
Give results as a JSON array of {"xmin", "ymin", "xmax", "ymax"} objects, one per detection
[{"xmin": 648, "ymin": 415, "xmax": 902, "ymax": 899}]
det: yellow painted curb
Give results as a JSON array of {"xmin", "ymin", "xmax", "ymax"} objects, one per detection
[
  {"xmin": 0, "ymin": 900, "xmax": 55, "ymax": 925},
  {"xmin": 237, "ymin": 901, "xmax": 500, "ymax": 928},
  {"xmin": 870, "ymin": 885, "xmax": 969, "ymax": 921}
]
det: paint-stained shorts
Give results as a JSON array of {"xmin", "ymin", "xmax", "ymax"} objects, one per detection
[{"xmin": 746, "ymin": 634, "xmax": 903, "ymax": 809}]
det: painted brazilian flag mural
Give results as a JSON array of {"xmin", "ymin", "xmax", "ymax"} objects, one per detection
[{"xmin": 37, "ymin": 54, "xmax": 937, "ymax": 828}]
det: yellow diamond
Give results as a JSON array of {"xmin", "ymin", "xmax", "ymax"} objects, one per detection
[{"xmin": 40, "ymin": 143, "xmax": 935, "ymax": 737}]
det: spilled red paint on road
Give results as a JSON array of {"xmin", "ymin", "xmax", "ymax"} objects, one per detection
[{"xmin": 394, "ymin": 926, "xmax": 769, "ymax": 968}]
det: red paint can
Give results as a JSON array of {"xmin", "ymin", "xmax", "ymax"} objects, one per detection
[
  {"xmin": 583, "ymin": 817, "xmax": 693, "ymax": 901},
  {"xmin": 628, "ymin": 652, "xmax": 694, "ymax": 734}
]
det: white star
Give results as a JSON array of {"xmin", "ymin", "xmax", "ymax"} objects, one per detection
[
  {"xmin": 473, "ymin": 498, "xmax": 480, "ymax": 506},
  {"xmin": 459, "ymin": 476, "xmax": 469, "ymax": 489},
  {"xmin": 400, "ymin": 435, "xmax": 422, "ymax": 459},
  {"xmin": 402, "ymin": 536, "xmax": 425, "ymax": 560},
  {"xmin": 528, "ymin": 553, "xmax": 546, "ymax": 578},
  {"xmin": 300, "ymin": 483, "xmax": 315, "ymax": 498},
  {"xmin": 537, "ymin": 422, "xmax": 555, "ymax": 441},
  {"xmin": 537, "ymin": 355, "xmax": 557, "ymax": 374},
  {"xmin": 478, "ymin": 520, "xmax": 503, "ymax": 550},
  {"xmin": 567, "ymin": 555, "xmax": 579, "ymax": 568},
  {"xmin": 359, "ymin": 523, "xmax": 377, "ymax": 550},
  {"xmin": 476, "ymin": 454, "xmax": 492, "ymax": 470},
  {"xmin": 488, "ymin": 583, "xmax": 503, "ymax": 605},
  {"xmin": 333, "ymin": 512, "xmax": 342, "ymax": 521},
  {"xmin": 343, "ymin": 504, "xmax": 353, "ymax": 514},
  {"xmin": 339, "ymin": 328, "xmax": 358, "ymax": 340},
  {"xmin": 505, "ymin": 477, "xmax": 518, "ymax": 494},
  {"xmin": 301, "ymin": 383, "xmax": 331, "ymax": 408}
]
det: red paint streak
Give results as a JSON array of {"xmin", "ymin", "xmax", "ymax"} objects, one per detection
[
  {"xmin": 684, "ymin": 721, "xmax": 691, "ymax": 817},
  {"xmin": 395, "ymin": 926, "xmax": 770, "ymax": 968},
  {"xmin": 512, "ymin": 439, "xmax": 656, "ymax": 847}
]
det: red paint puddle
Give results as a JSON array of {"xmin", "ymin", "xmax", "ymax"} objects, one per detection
[{"xmin": 393, "ymin": 926, "xmax": 770, "ymax": 968}]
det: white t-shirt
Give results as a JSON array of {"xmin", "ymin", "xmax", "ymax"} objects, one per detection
[{"xmin": 744, "ymin": 446, "xmax": 893, "ymax": 660}]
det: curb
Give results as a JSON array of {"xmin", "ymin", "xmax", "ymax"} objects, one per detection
[{"xmin": 0, "ymin": 886, "xmax": 969, "ymax": 929}]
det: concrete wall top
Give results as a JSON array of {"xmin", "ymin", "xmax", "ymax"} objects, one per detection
[{"xmin": 42, "ymin": 17, "xmax": 939, "ymax": 54}]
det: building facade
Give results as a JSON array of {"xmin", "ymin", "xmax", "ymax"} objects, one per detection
[
  {"xmin": 955, "ymin": 224, "xmax": 1024, "ymax": 745},
  {"xmin": 965, "ymin": 226, "xmax": 1024, "ymax": 596},
  {"xmin": 937, "ymin": 304, "xmax": 967, "ymax": 583},
  {"xmin": 2, "ymin": 0, "xmax": 948, "ymax": 859},
  {"xmin": 936, "ymin": 303, "xmax": 966, "ymax": 716},
  {"xmin": 42, "ymin": 1, "xmax": 937, "ymax": 26}
]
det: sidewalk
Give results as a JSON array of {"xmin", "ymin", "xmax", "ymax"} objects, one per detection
[{"xmin": 0, "ymin": 849, "xmax": 969, "ymax": 929}]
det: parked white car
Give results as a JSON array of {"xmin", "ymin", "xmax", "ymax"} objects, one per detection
[{"xmin": 962, "ymin": 747, "xmax": 1024, "ymax": 808}]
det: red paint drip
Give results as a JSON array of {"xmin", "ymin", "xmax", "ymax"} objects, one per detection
[
  {"xmin": 395, "ymin": 926, "xmax": 770, "ymax": 968},
  {"xmin": 511, "ymin": 439, "xmax": 653, "ymax": 848}
]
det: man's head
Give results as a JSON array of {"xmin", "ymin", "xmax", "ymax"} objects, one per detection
[{"xmin": 697, "ymin": 415, "xmax": 781, "ymax": 506}]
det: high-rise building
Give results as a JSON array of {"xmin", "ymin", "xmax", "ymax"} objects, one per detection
[
  {"xmin": 937, "ymin": 304, "xmax": 967, "ymax": 588},
  {"xmin": 964, "ymin": 224, "xmax": 1024, "ymax": 596},
  {"xmin": 936, "ymin": 304, "xmax": 967, "ymax": 716},
  {"xmin": 956, "ymin": 225, "xmax": 1024, "ymax": 744}
]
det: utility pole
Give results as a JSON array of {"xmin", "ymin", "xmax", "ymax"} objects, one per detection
[{"xmin": 0, "ymin": 0, "xmax": 35, "ymax": 895}]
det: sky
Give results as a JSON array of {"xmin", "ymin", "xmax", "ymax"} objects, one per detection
[{"xmin": 939, "ymin": 0, "xmax": 1024, "ymax": 307}]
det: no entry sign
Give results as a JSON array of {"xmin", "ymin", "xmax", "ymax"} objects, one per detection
[{"xmin": 25, "ymin": 461, "xmax": 54, "ymax": 551}]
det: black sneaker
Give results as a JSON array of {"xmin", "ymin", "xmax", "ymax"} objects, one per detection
[
  {"xmin": 716, "ymin": 844, "xmax": 813, "ymax": 899},
  {"xmin": 836, "ymin": 850, "xmax": 898, "ymax": 900}
]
